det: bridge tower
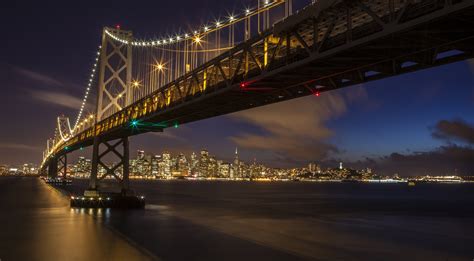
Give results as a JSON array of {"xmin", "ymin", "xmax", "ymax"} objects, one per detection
[
  {"xmin": 96, "ymin": 27, "xmax": 133, "ymax": 121},
  {"xmin": 86, "ymin": 27, "xmax": 134, "ymax": 196}
]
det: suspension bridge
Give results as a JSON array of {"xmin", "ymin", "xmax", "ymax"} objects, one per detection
[{"xmin": 39, "ymin": 0, "xmax": 474, "ymax": 205}]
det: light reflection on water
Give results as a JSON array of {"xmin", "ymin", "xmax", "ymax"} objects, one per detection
[
  {"xmin": 66, "ymin": 180, "xmax": 474, "ymax": 261},
  {"xmin": 0, "ymin": 177, "xmax": 153, "ymax": 261},
  {"xmin": 2, "ymin": 177, "xmax": 473, "ymax": 261}
]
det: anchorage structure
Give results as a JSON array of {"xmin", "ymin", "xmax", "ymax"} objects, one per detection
[{"xmin": 39, "ymin": 0, "xmax": 474, "ymax": 207}]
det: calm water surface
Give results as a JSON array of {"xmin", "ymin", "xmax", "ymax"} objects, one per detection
[{"xmin": 1, "ymin": 177, "xmax": 474, "ymax": 260}]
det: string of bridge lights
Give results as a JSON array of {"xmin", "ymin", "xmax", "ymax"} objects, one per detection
[
  {"xmin": 66, "ymin": 0, "xmax": 283, "ymax": 140},
  {"xmin": 72, "ymin": 45, "xmax": 102, "ymax": 132},
  {"xmin": 105, "ymin": 0, "xmax": 281, "ymax": 47}
]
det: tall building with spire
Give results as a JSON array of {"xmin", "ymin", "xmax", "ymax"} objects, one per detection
[{"xmin": 232, "ymin": 147, "xmax": 239, "ymax": 179}]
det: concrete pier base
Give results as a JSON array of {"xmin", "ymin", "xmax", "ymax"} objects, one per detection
[{"xmin": 70, "ymin": 192, "xmax": 145, "ymax": 209}]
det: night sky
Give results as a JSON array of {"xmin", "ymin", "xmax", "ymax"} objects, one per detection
[{"xmin": 1, "ymin": 0, "xmax": 473, "ymax": 176}]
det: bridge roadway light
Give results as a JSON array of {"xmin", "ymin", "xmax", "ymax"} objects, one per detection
[
  {"xmin": 132, "ymin": 80, "xmax": 140, "ymax": 88},
  {"xmin": 155, "ymin": 63, "xmax": 164, "ymax": 71},
  {"xmin": 193, "ymin": 36, "xmax": 201, "ymax": 44}
]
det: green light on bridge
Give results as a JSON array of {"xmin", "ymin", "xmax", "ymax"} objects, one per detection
[
  {"xmin": 174, "ymin": 122, "xmax": 179, "ymax": 128},
  {"xmin": 130, "ymin": 120, "xmax": 139, "ymax": 127},
  {"xmin": 130, "ymin": 120, "xmax": 171, "ymax": 130},
  {"xmin": 64, "ymin": 146, "xmax": 69, "ymax": 151}
]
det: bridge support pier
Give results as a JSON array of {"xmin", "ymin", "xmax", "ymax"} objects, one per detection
[
  {"xmin": 47, "ymin": 158, "xmax": 58, "ymax": 178},
  {"xmin": 58, "ymin": 154, "xmax": 67, "ymax": 178},
  {"xmin": 76, "ymin": 136, "xmax": 143, "ymax": 208},
  {"xmin": 87, "ymin": 136, "xmax": 130, "ymax": 195}
]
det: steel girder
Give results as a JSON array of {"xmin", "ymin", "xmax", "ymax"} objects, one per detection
[{"xmin": 88, "ymin": 136, "xmax": 130, "ymax": 192}]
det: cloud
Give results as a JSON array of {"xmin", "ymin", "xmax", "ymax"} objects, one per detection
[
  {"xmin": 151, "ymin": 126, "xmax": 191, "ymax": 141},
  {"xmin": 431, "ymin": 119, "xmax": 474, "ymax": 145},
  {"xmin": 29, "ymin": 89, "xmax": 85, "ymax": 110},
  {"xmin": 228, "ymin": 86, "xmax": 369, "ymax": 165},
  {"xmin": 338, "ymin": 119, "xmax": 474, "ymax": 176},
  {"xmin": 0, "ymin": 143, "xmax": 41, "ymax": 151},
  {"xmin": 370, "ymin": 145, "xmax": 474, "ymax": 176},
  {"xmin": 14, "ymin": 67, "xmax": 63, "ymax": 87}
]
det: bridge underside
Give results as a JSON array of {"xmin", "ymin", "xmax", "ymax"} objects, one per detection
[{"xmin": 145, "ymin": 0, "xmax": 474, "ymax": 131}]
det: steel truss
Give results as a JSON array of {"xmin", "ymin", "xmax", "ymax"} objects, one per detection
[
  {"xmin": 96, "ymin": 27, "xmax": 133, "ymax": 121},
  {"xmin": 88, "ymin": 136, "xmax": 130, "ymax": 193},
  {"xmin": 57, "ymin": 154, "xmax": 67, "ymax": 178}
]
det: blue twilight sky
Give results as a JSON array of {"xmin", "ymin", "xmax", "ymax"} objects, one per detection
[{"xmin": 0, "ymin": 0, "xmax": 473, "ymax": 175}]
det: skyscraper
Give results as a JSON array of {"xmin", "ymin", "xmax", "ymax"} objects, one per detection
[
  {"xmin": 199, "ymin": 149, "xmax": 209, "ymax": 177},
  {"xmin": 137, "ymin": 150, "xmax": 145, "ymax": 160},
  {"xmin": 177, "ymin": 153, "xmax": 189, "ymax": 175},
  {"xmin": 190, "ymin": 152, "xmax": 198, "ymax": 175},
  {"xmin": 151, "ymin": 155, "xmax": 161, "ymax": 176},
  {"xmin": 162, "ymin": 152, "xmax": 171, "ymax": 177},
  {"xmin": 232, "ymin": 147, "xmax": 240, "ymax": 179}
]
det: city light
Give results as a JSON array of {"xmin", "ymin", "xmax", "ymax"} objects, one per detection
[
  {"xmin": 31, "ymin": 147, "xmax": 469, "ymax": 184},
  {"xmin": 193, "ymin": 36, "xmax": 201, "ymax": 44}
]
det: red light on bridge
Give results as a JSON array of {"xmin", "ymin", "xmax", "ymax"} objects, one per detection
[
  {"xmin": 240, "ymin": 82, "xmax": 246, "ymax": 89},
  {"xmin": 314, "ymin": 91, "xmax": 320, "ymax": 97},
  {"xmin": 115, "ymin": 24, "xmax": 121, "ymax": 30}
]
